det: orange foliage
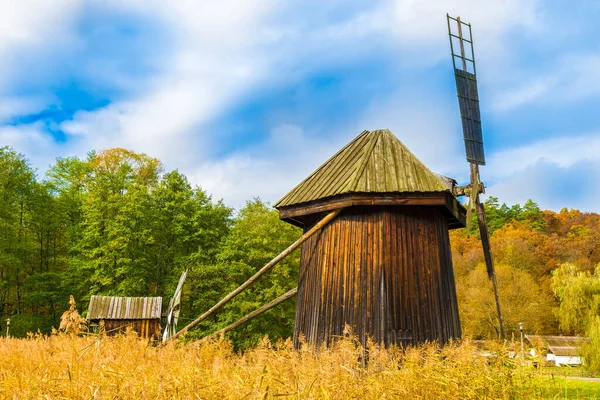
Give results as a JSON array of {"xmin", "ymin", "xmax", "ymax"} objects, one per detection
[
  {"xmin": 88, "ymin": 148, "xmax": 163, "ymax": 186},
  {"xmin": 450, "ymin": 203, "xmax": 600, "ymax": 337}
]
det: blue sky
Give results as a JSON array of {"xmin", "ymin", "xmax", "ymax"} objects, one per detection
[{"xmin": 1, "ymin": 0, "xmax": 599, "ymax": 212}]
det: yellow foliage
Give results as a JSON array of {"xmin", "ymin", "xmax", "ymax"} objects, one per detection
[
  {"xmin": 0, "ymin": 334, "xmax": 568, "ymax": 399},
  {"xmin": 59, "ymin": 296, "xmax": 87, "ymax": 335},
  {"xmin": 457, "ymin": 264, "xmax": 556, "ymax": 339}
]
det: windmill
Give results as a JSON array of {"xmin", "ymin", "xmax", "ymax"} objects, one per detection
[
  {"xmin": 446, "ymin": 14, "xmax": 506, "ymax": 340},
  {"xmin": 162, "ymin": 269, "xmax": 188, "ymax": 342},
  {"xmin": 164, "ymin": 16, "xmax": 507, "ymax": 347}
]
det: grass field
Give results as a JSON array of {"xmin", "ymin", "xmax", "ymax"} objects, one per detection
[
  {"xmin": 544, "ymin": 366, "xmax": 600, "ymax": 379},
  {"xmin": 537, "ymin": 377, "xmax": 600, "ymax": 399},
  {"xmin": 0, "ymin": 333, "xmax": 598, "ymax": 399}
]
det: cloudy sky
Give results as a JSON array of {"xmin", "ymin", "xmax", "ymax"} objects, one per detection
[{"xmin": 1, "ymin": 0, "xmax": 599, "ymax": 212}]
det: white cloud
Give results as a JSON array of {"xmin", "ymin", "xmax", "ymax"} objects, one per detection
[
  {"xmin": 492, "ymin": 78, "xmax": 554, "ymax": 112},
  {"xmin": 487, "ymin": 159, "xmax": 600, "ymax": 212},
  {"xmin": 389, "ymin": 0, "xmax": 540, "ymax": 41},
  {"xmin": 484, "ymin": 133, "xmax": 600, "ymax": 211},
  {"xmin": 380, "ymin": 0, "xmax": 541, "ymax": 71},
  {"xmin": 486, "ymin": 133, "xmax": 600, "ymax": 180},
  {"xmin": 0, "ymin": 95, "xmax": 51, "ymax": 123},
  {"xmin": 0, "ymin": 0, "xmax": 79, "ymax": 49},
  {"xmin": 188, "ymin": 124, "xmax": 340, "ymax": 208},
  {"xmin": 0, "ymin": 123, "xmax": 59, "ymax": 172},
  {"xmin": 0, "ymin": 0, "xmax": 81, "ymax": 90},
  {"xmin": 493, "ymin": 53, "xmax": 600, "ymax": 111},
  {"xmin": 56, "ymin": 1, "xmax": 279, "ymax": 168},
  {"xmin": 1, "ymin": 0, "xmax": 565, "ymax": 212}
]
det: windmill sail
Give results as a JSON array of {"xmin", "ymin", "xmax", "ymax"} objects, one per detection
[
  {"xmin": 455, "ymin": 69, "xmax": 485, "ymax": 165},
  {"xmin": 447, "ymin": 15, "xmax": 485, "ymax": 165},
  {"xmin": 447, "ymin": 14, "xmax": 506, "ymax": 340},
  {"xmin": 162, "ymin": 269, "xmax": 187, "ymax": 342}
]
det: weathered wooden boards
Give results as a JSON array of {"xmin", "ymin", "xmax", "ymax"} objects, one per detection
[
  {"xmin": 294, "ymin": 206, "xmax": 461, "ymax": 347},
  {"xmin": 87, "ymin": 296, "xmax": 163, "ymax": 340},
  {"xmin": 88, "ymin": 296, "xmax": 162, "ymax": 320},
  {"xmin": 101, "ymin": 319, "xmax": 162, "ymax": 340}
]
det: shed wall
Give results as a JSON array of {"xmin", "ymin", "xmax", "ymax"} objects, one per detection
[
  {"xmin": 294, "ymin": 206, "xmax": 461, "ymax": 347},
  {"xmin": 92, "ymin": 319, "xmax": 161, "ymax": 340}
]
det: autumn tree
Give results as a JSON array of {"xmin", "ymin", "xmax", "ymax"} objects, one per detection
[
  {"xmin": 457, "ymin": 263, "xmax": 555, "ymax": 339},
  {"xmin": 2, "ymin": 144, "xmax": 600, "ymax": 346}
]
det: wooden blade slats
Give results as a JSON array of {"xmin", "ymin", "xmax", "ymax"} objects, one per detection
[
  {"xmin": 447, "ymin": 14, "xmax": 485, "ymax": 166},
  {"xmin": 454, "ymin": 69, "xmax": 485, "ymax": 165},
  {"xmin": 448, "ymin": 14, "xmax": 505, "ymax": 340},
  {"xmin": 162, "ymin": 270, "xmax": 188, "ymax": 342}
]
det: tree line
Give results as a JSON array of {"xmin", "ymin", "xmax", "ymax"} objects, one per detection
[{"xmin": 1, "ymin": 146, "xmax": 599, "ymax": 351}]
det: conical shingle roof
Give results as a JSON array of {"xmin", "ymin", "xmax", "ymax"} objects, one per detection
[{"xmin": 275, "ymin": 129, "xmax": 449, "ymax": 208}]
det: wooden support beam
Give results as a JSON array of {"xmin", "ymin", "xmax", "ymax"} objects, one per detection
[
  {"xmin": 207, "ymin": 287, "xmax": 298, "ymax": 339},
  {"xmin": 168, "ymin": 208, "xmax": 342, "ymax": 342}
]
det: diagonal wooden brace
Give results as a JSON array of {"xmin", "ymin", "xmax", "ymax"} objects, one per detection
[
  {"xmin": 206, "ymin": 287, "xmax": 298, "ymax": 340},
  {"xmin": 167, "ymin": 209, "xmax": 342, "ymax": 342}
]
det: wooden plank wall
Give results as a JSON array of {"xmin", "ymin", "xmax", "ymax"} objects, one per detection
[
  {"xmin": 97, "ymin": 319, "xmax": 162, "ymax": 341},
  {"xmin": 294, "ymin": 206, "xmax": 461, "ymax": 348}
]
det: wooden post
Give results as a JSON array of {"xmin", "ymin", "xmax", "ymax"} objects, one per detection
[
  {"xmin": 168, "ymin": 209, "xmax": 342, "ymax": 342},
  {"xmin": 471, "ymin": 163, "xmax": 506, "ymax": 341},
  {"xmin": 207, "ymin": 287, "xmax": 298, "ymax": 339}
]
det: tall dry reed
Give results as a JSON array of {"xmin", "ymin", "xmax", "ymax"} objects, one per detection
[{"xmin": 0, "ymin": 333, "xmax": 572, "ymax": 399}]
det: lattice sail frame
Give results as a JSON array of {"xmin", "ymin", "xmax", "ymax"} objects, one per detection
[
  {"xmin": 162, "ymin": 269, "xmax": 187, "ymax": 342},
  {"xmin": 447, "ymin": 14, "xmax": 485, "ymax": 166}
]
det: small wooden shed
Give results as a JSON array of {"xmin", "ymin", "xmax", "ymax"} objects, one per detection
[
  {"xmin": 87, "ymin": 295, "xmax": 162, "ymax": 340},
  {"xmin": 526, "ymin": 335, "xmax": 589, "ymax": 366},
  {"xmin": 275, "ymin": 129, "xmax": 466, "ymax": 348}
]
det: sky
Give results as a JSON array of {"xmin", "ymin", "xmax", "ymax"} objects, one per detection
[{"xmin": 1, "ymin": 0, "xmax": 599, "ymax": 212}]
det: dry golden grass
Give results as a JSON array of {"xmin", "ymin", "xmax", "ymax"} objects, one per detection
[
  {"xmin": 58, "ymin": 296, "xmax": 87, "ymax": 335},
  {"xmin": 0, "ymin": 333, "xmax": 581, "ymax": 399}
]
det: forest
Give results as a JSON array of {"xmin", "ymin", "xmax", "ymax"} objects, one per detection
[{"xmin": 1, "ymin": 145, "xmax": 599, "ymax": 350}]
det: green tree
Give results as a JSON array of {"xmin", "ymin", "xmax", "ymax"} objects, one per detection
[
  {"xmin": 551, "ymin": 263, "xmax": 600, "ymax": 372},
  {"xmin": 186, "ymin": 199, "xmax": 301, "ymax": 348},
  {"xmin": 44, "ymin": 157, "xmax": 89, "ymax": 304},
  {"xmin": 0, "ymin": 147, "xmax": 37, "ymax": 326},
  {"xmin": 551, "ymin": 263, "xmax": 600, "ymax": 335},
  {"xmin": 152, "ymin": 171, "xmax": 232, "ymax": 299},
  {"xmin": 520, "ymin": 199, "xmax": 545, "ymax": 231},
  {"xmin": 582, "ymin": 316, "xmax": 600, "ymax": 374},
  {"xmin": 78, "ymin": 149, "xmax": 163, "ymax": 297}
]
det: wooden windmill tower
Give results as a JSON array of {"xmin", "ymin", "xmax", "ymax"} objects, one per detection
[{"xmin": 275, "ymin": 129, "xmax": 466, "ymax": 347}]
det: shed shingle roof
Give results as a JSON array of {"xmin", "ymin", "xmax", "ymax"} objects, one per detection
[
  {"xmin": 275, "ymin": 129, "xmax": 449, "ymax": 208},
  {"xmin": 525, "ymin": 335, "xmax": 589, "ymax": 356},
  {"xmin": 87, "ymin": 296, "xmax": 162, "ymax": 320}
]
